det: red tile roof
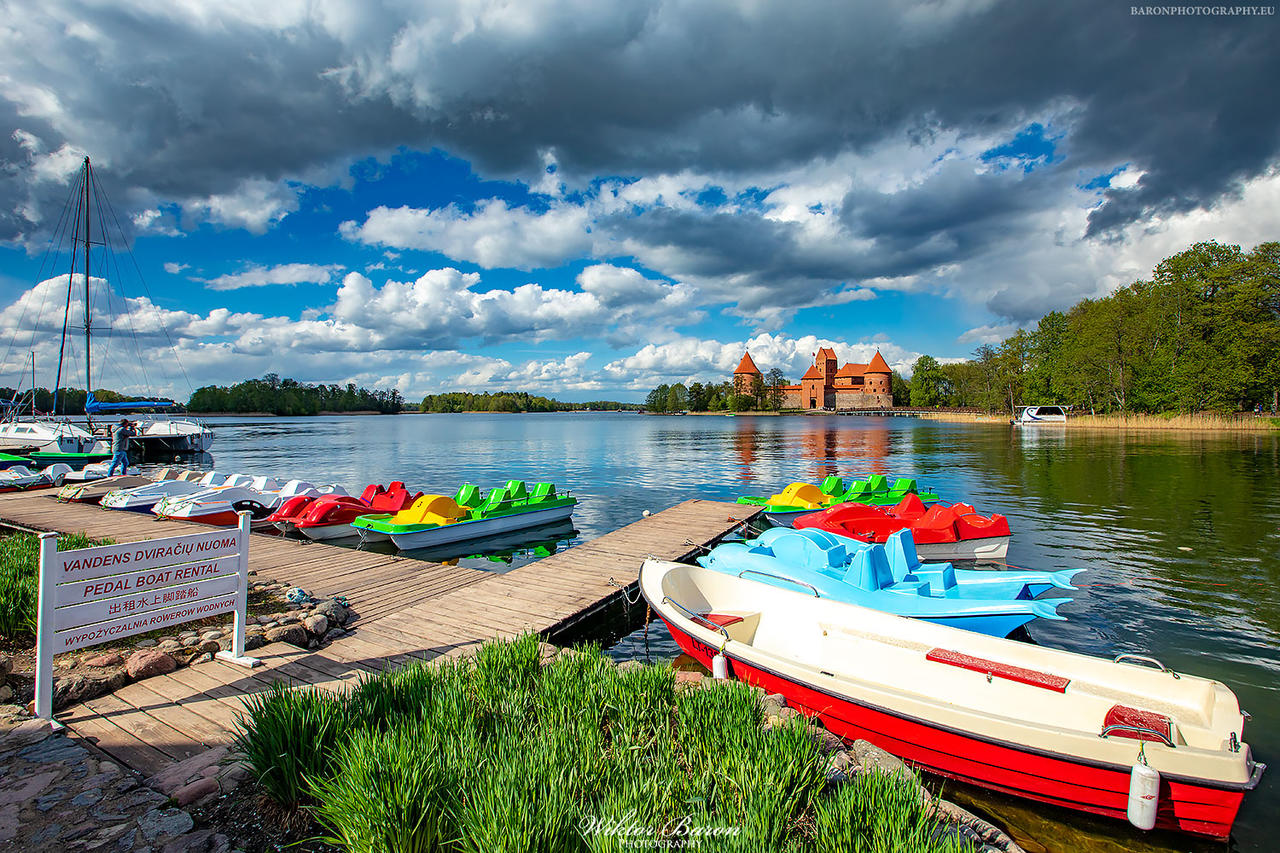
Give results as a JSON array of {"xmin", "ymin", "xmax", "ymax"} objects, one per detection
[
  {"xmin": 816, "ymin": 347, "xmax": 837, "ymax": 361},
  {"xmin": 801, "ymin": 365, "xmax": 823, "ymax": 380},
  {"xmin": 734, "ymin": 351, "xmax": 761, "ymax": 375},
  {"xmin": 835, "ymin": 363, "xmax": 866, "ymax": 377},
  {"xmin": 866, "ymin": 351, "xmax": 891, "ymax": 373}
]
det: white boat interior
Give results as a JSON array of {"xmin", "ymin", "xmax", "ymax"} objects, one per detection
[{"xmin": 644, "ymin": 559, "xmax": 1254, "ymax": 787}]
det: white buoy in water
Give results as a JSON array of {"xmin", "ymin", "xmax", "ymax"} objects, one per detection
[
  {"xmin": 641, "ymin": 509, "xmax": 651, "ymax": 517},
  {"xmin": 1127, "ymin": 760, "xmax": 1160, "ymax": 830},
  {"xmin": 711, "ymin": 652, "xmax": 728, "ymax": 680}
]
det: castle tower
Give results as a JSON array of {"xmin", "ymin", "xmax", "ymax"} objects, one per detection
[
  {"xmin": 864, "ymin": 350, "xmax": 892, "ymax": 398},
  {"xmin": 815, "ymin": 347, "xmax": 838, "ymax": 381},
  {"xmin": 733, "ymin": 350, "xmax": 762, "ymax": 394}
]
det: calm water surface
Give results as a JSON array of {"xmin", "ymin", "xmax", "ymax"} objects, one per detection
[{"xmin": 189, "ymin": 412, "xmax": 1278, "ymax": 853}]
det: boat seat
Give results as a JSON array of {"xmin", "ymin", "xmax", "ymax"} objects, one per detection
[
  {"xmin": 845, "ymin": 479, "xmax": 871, "ymax": 498},
  {"xmin": 885, "ymin": 579, "xmax": 930, "ymax": 596},
  {"xmin": 770, "ymin": 482, "xmax": 826, "ymax": 509},
  {"xmin": 843, "ymin": 547, "xmax": 895, "ymax": 591},
  {"xmin": 505, "ymin": 480, "xmax": 529, "ymax": 501},
  {"xmin": 864, "ymin": 474, "xmax": 889, "ymax": 493},
  {"xmin": 530, "ymin": 482, "xmax": 557, "ymax": 502},
  {"xmin": 391, "ymin": 494, "xmax": 467, "ymax": 526},
  {"xmin": 955, "ymin": 511, "xmax": 1011, "ymax": 539},
  {"xmin": 703, "ymin": 613, "xmax": 744, "ymax": 627},
  {"xmin": 925, "ymin": 648, "xmax": 1070, "ymax": 692},
  {"xmin": 890, "ymin": 477, "xmax": 917, "ymax": 494},
  {"xmin": 884, "ymin": 530, "xmax": 923, "ymax": 581},
  {"xmin": 1102, "ymin": 705, "xmax": 1176, "ymax": 744},
  {"xmin": 892, "ymin": 493, "xmax": 928, "ymax": 519},
  {"xmin": 360, "ymin": 483, "xmax": 385, "ymax": 504},
  {"xmin": 819, "ymin": 475, "xmax": 844, "ymax": 496},
  {"xmin": 769, "ymin": 532, "xmax": 846, "ymax": 572},
  {"xmin": 454, "ymin": 483, "xmax": 483, "ymax": 508},
  {"xmin": 479, "ymin": 487, "xmax": 512, "ymax": 512}
]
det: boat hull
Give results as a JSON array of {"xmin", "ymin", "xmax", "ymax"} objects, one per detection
[
  {"xmin": 915, "ymin": 536, "xmax": 1010, "ymax": 562},
  {"xmin": 386, "ymin": 504, "xmax": 574, "ymax": 550},
  {"xmin": 659, "ymin": 617, "xmax": 1251, "ymax": 839},
  {"xmin": 297, "ymin": 522, "xmax": 363, "ymax": 541}
]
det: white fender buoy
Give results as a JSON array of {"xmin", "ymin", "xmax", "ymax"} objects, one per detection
[
  {"xmin": 1127, "ymin": 760, "xmax": 1160, "ymax": 830},
  {"xmin": 711, "ymin": 652, "xmax": 729, "ymax": 680},
  {"xmin": 641, "ymin": 509, "xmax": 651, "ymax": 517}
]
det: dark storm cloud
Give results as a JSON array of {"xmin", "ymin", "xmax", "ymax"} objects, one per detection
[{"xmin": 2, "ymin": 1, "xmax": 1276, "ymax": 272}]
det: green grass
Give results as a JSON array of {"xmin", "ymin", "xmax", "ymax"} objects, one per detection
[
  {"xmin": 233, "ymin": 634, "xmax": 970, "ymax": 852},
  {"xmin": 0, "ymin": 531, "xmax": 102, "ymax": 640}
]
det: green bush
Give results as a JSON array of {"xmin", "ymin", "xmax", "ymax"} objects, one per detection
[
  {"xmin": 0, "ymin": 532, "xmax": 102, "ymax": 640},
  {"xmin": 235, "ymin": 636, "xmax": 967, "ymax": 852},
  {"xmin": 232, "ymin": 682, "xmax": 348, "ymax": 810}
]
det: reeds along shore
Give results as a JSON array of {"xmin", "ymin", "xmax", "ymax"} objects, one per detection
[{"xmin": 916, "ymin": 411, "xmax": 1280, "ymax": 431}]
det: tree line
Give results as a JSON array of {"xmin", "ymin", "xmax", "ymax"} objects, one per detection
[
  {"xmin": 187, "ymin": 374, "xmax": 403, "ymax": 415},
  {"xmin": 0, "ymin": 387, "xmax": 179, "ymax": 416},
  {"xmin": 645, "ymin": 369, "xmax": 913, "ymax": 412},
  {"xmin": 419, "ymin": 391, "xmax": 641, "ymax": 413},
  {"xmin": 904, "ymin": 240, "xmax": 1280, "ymax": 414}
]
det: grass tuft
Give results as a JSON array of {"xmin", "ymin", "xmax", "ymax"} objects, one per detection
[
  {"xmin": 0, "ymin": 532, "xmax": 102, "ymax": 640},
  {"xmin": 234, "ymin": 635, "xmax": 968, "ymax": 851}
]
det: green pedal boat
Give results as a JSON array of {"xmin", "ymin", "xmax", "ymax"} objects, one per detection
[
  {"xmin": 350, "ymin": 480, "xmax": 577, "ymax": 550},
  {"xmin": 737, "ymin": 474, "xmax": 940, "ymax": 525}
]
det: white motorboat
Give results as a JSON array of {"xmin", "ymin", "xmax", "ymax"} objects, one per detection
[
  {"xmin": 641, "ymin": 558, "xmax": 1262, "ymax": 840},
  {"xmin": 1012, "ymin": 404, "xmax": 1069, "ymax": 425},
  {"xmin": 0, "ymin": 419, "xmax": 106, "ymax": 455}
]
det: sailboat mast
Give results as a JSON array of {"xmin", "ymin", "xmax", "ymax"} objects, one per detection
[{"xmin": 82, "ymin": 156, "xmax": 92, "ymax": 418}]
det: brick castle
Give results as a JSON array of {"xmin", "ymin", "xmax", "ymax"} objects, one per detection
[{"xmin": 734, "ymin": 347, "xmax": 894, "ymax": 410}]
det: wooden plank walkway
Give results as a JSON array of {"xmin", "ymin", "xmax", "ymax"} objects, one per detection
[
  {"xmin": 0, "ymin": 490, "xmax": 754, "ymax": 775},
  {"xmin": 0, "ymin": 490, "xmax": 490, "ymax": 622}
]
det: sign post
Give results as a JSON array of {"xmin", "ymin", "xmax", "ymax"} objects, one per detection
[{"xmin": 33, "ymin": 511, "xmax": 260, "ymax": 726}]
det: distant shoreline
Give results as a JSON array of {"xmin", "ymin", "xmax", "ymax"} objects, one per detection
[{"xmin": 916, "ymin": 411, "xmax": 1280, "ymax": 432}]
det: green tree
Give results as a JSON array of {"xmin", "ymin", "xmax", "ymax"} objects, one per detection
[
  {"xmin": 909, "ymin": 355, "xmax": 946, "ymax": 407},
  {"xmin": 890, "ymin": 370, "xmax": 911, "ymax": 406}
]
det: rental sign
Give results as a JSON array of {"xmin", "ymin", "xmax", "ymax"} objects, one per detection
[{"xmin": 34, "ymin": 513, "xmax": 260, "ymax": 723}]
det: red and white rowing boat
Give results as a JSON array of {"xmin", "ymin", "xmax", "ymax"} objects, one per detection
[{"xmin": 641, "ymin": 558, "xmax": 1263, "ymax": 839}]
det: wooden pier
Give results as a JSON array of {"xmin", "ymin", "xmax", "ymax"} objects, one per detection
[{"xmin": 0, "ymin": 490, "xmax": 755, "ymax": 775}]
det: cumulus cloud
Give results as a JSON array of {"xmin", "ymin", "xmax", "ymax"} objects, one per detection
[
  {"xmin": 203, "ymin": 262, "xmax": 343, "ymax": 291},
  {"xmin": 341, "ymin": 200, "xmax": 593, "ymax": 270}
]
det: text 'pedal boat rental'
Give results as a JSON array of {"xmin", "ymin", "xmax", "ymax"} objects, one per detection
[{"xmin": 640, "ymin": 558, "xmax": 1263, "ymax": 839}]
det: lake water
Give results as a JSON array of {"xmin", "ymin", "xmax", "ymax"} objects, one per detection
[{"xmin": 185, "ymin": 412, "xmax": 1278, "ymax": 852}]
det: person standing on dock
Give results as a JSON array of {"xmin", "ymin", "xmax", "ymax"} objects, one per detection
[{"xmin": 106, "ymin": 418, "xmax": 134, "ymax": 476}]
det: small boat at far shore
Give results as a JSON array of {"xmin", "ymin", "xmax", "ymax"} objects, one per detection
[
  {"xmin": 641, "ymin": 558, "xmax": 1264, "ymax": 840},
  {"xmin": 351, "ymin": 480, "xmax": 576, "ymax": 550}
]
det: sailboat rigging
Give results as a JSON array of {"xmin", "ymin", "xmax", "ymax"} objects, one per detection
[{"xmin": 0, "ymin": 156, "xmax": 212, "ymax": 457}]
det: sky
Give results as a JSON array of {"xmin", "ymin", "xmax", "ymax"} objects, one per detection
[{"xmin": 0, "ymin": 1, "xmax": 1277, "ymax": 403}]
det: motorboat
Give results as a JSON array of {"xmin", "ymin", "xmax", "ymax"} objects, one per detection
[
  {"xmin": 0, "ymin": 419, "xmax": 107, "ymax": 456},
  {"xmin": 697, "ymin": 528, "xmax": 1073, "ymax": 637},
  {"xmin": 351, "ymin": 480, "xmax": 576, "ymax": 550},
  {"xmin": 1013, "ymin": 404, "xmax": 1069, "ymax": 425},
  {"xmin": 127, "ymin": 414, "xmax": 214, "ymax": 454},
  {"xmin": 100, "ymin": 470, "xmax": 234, "ymax": 512},
  {"xmin": 737, "ymin": 474, "xmax": 941, "ymax": 525},
  {"xmin": 0, "ymin": 463, "xmax": 72, "ymax": 492},
  {"xmin": 155, "ymin": 479, "xmax": 347, "ymax": 527},
  {"xmin": 57, "ymin": 474, "xmax": 152, "ymax": 503},
  {"xmin": 794, "ymin": 493, "xmax": 1012, "ymax": 561},
  {"xmin": 267, "ymin": 481, "xmax": 422, "ymax": 541},
  {"xmin": 641, "ymin": 558, "xmax": 1263, "ymax": 839}
]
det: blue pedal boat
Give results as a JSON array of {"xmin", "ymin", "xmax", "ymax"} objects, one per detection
[{"xmin": 696, "ymin": 528, "xmax": 1081, "ymax": 637}]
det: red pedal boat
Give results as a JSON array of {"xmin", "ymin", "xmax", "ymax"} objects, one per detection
[
  {"xmin": 268, "ymin": 481, "xmax": 421, "ymax": 541},
  {"xmin": 794, "ymin": 493, "xmax": 1011, "ymax": 561},
  {"xmin": 641, "ymin": 558, "xmax": 1263, "ymax": 840}
]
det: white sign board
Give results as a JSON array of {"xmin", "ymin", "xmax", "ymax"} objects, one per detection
[{"xmin": 34, "ymin": 512, "xmax": 260, "ymax": 723}]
